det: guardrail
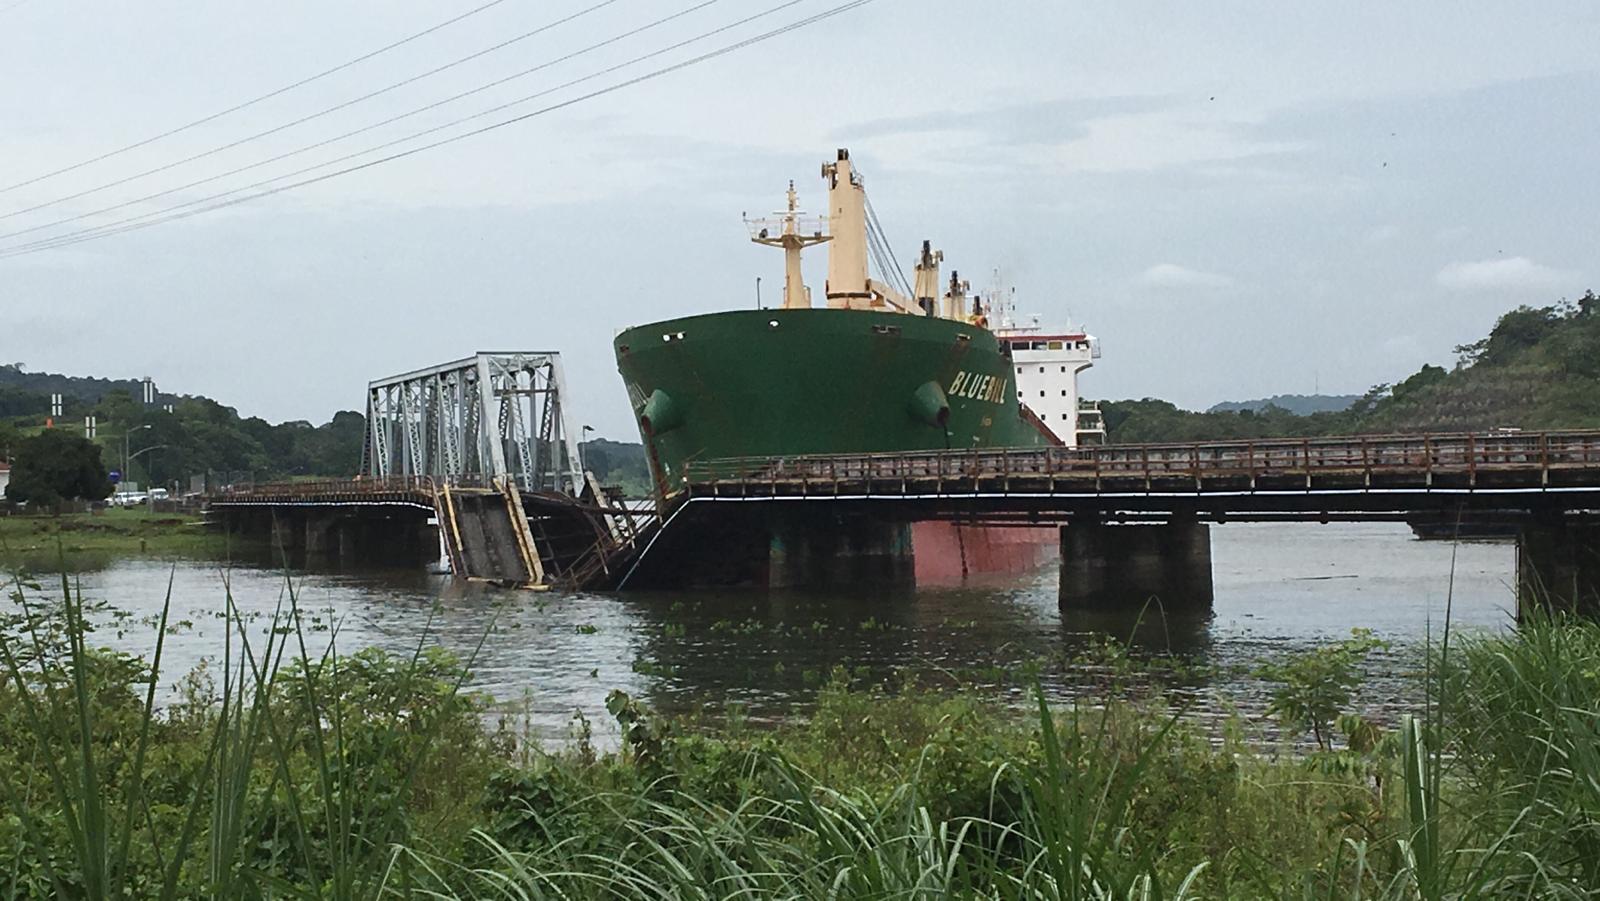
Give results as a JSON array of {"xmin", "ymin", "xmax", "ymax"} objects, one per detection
[{"xmin": 683, "ymin": 430, "xmax": 1600, "ymax": 496}]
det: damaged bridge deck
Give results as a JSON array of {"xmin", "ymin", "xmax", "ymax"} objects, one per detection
[{"xmin": 208, "ymin": 476, "xmax": 656, "ymax": 589}]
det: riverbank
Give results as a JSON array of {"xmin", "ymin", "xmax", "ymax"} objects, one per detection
[
  {"xmin": 0, "ymin": 507, "xmax": 225, "ymax": 565},
  {"xmin": 0, "ymin": 568, "xmax": 1593, "ymax": 897}
]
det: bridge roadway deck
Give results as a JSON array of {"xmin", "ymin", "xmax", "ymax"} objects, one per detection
[{"xmin": 679, "ymin": 430, "xmax": 1600, "ymax": 523}]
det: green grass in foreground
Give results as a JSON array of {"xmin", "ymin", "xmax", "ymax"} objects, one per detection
[
  {"xmin": 0, "ymin": 568, "xmax": 1597, "ymax": 898},
  {"xmin": 0, "ymin": 508, "xmax": 226, "ymax": 564}
]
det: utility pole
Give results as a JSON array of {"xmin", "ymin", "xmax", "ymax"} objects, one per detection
[{"xmin": 123, "ymin": 424, "xmax": 152, "ymax": 492}]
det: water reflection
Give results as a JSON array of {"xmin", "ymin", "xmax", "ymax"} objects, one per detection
[{"xmin": 44, "ymin": 522, "xmax": 1515, "ymax": 743}]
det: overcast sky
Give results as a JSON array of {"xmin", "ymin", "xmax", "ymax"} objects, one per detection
[{"xmin": 3, "ymin": 1, "xmax": 1596, "ymax": 437}]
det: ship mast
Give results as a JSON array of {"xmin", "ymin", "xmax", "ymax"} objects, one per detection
[
  {"xmin": 745, "ymin": 181, "xmax": 830, "ymax": 309},
  {"xmin": 821, "ymin": 148, "xmax": 870, "ymax": 308}
]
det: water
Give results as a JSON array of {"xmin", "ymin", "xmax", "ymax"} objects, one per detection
[{"xmin": 54, "ymin": 522, "xmax": 1515, "ymax": 744}]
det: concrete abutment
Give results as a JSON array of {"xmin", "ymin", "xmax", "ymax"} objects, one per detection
[{"xmin": 1059, "ymin": 521, "xmax": 1213, "ymax": 614}]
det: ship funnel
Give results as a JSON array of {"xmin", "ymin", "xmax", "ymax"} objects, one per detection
[{"xmin": 821, "ymin": 148, "xmax": 869, "ymax": 308}]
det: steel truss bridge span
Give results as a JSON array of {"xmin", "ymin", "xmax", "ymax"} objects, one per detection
[{"xmin": 360, "ymin": 352, "xmax": 583, "ymax": 495}]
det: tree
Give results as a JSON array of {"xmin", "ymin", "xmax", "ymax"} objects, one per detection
[
  {"xmin": 1256, "ymin": 628, "xmax": 1389, "ymax": 751},
  {"xmin": 5, "ymin": 429, "xmax": 114, "ymax": 509},
  {"xmin": 1391, "ymin": 364, "xmax": 1448, "ymax": 402},
  {"xmin": 0, "ymin": 420, "xmax": 20, "ymax": 461}
]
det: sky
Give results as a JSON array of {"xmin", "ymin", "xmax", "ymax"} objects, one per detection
[{"xmin": 2, "ymin": 0, "xmax": 1597, "ymax": 438}]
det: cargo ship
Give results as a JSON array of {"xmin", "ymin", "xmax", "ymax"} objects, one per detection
[{"xmin": 614, "ymin": 149, "xmax": 1099, "ymax": 585}]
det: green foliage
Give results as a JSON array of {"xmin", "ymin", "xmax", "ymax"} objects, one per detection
[
  {"xmin": 4, "ymin": 430, "xmax": 113, "ymax": 508},
  {"xmin": 0, "ymin": 569, "xmax": 494, "ymax": 898},
  {"xmin": 0, "ymin": 364, "xmax": 364, "ymax": 485},
  {"xmin": 1256, "ymin": 628, "xmax": 1389, "ymax": 750},
  {"xmin": 3, "ymin": 568, "xmax": 1600, "ymax": 898},
  {"xmin": 1104, "ymin": 290, "xmax": 1600, "ymax": 441},
  {"xmin": 1434, "ymin": 612, "xmax": 1600, "ymax": 890}
]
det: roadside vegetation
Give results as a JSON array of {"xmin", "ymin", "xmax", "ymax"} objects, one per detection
[
  {"xmin": 1, "ymin": 565, "xmax": 1596, "ymax": 898},
  {"xmin": 0, "ymin": 509, "xmax": 225, "ymax": 568}
]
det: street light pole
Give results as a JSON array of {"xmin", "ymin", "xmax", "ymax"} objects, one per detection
[
  {"xmin": 122, "ymin": 424, "xmax": 151, "ymax": 494},
  {"xmin": 579, "ymin": 424, "xmax": 595, "ymax": 475},
  {"xmin": 128, "ymin": 444, "xmax": 168, "ymax": 508}
]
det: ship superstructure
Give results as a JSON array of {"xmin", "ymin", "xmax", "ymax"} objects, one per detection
[{"xmin": 985, "ymin": 289, "xmax": 1102, "ymax": 445}]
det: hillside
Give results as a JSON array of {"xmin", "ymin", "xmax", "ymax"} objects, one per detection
[
  {"xmin": 1102, "ymin": 291, "xmax": 1600, "ymax": 442},
  {"xmin": 0, "ymin": 365, "xmax": 363, "ymax": 488},
  {"xmin": 1207, "ymin": 394, "xmax": 1360, "ymax": 415},
  {"xmin": 0, "ymin": 365, "xmax": 654, "ymax": 495}
]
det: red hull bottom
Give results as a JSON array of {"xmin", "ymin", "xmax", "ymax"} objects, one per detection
[{"xmin": 911, "ymin": 521, "xmax": 1058, "ymax": 585}]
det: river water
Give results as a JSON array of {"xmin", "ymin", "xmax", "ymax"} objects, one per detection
[{"xmin": 51, "ymin": 522, "xmax": 1515, "ymax": 745}]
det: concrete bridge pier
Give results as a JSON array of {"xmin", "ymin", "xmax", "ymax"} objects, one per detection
[
  {"xmin": 269, "ymin": 513, "xmax": 304, "ymax": 557},
  {"xmin": 1059, "ymin": 520, "xmax": 1213, "ymax": 614},
  {"xmin": 769, "ymin": 511, "xmax": 914, "ymax": 589},
  {"xmin": 1517, "ymin": 519, "xmax": 1600, "ymax": 618}
]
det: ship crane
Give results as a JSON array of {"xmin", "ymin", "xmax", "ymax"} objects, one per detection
[{"xmin": 745, "ymin": 181, "xmax": 830, "ymax": 309}]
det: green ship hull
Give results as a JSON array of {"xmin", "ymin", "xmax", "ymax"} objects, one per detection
[{"xmin": 614, "ymin": 308, "xmax": 1049, "ymax": 497}]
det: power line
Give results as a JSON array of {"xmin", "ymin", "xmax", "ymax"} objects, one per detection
[
  {"xmin": 0, "ymin": 0, "xmax": 724, "ymax": 245},
  {"xmin": 0, "ymin": 0, "xmax": 622, "ymax": 222},
  {"xmin": 0, "ymin": 0, "xmax": 514, "ymax": 196},
  {"xmin": 0, "ymin": 0, "xmax": 876, "ymax": 260},
  {"xmin": 0, "ymin": 0, "xmax": 824, "ymax": 256}
]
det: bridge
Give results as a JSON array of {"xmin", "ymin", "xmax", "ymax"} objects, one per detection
[
  {"xmin": 210, "ymin": 353, "xmax": 655, "ymax": 588},
  {"xmin": 207, "ymin": 354, "xmax": 1600, "ymax": 614},
  {"xmin": 614, "ymin": 429, "xmax": 1600, "ymax": 614}
]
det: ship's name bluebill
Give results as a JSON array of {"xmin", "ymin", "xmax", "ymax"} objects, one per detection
[{"xmin": 948, "ymin": 371, "xmax": 1008, "ymax": 404}]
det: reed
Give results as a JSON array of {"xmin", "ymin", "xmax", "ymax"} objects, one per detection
[{"xmin": 2, "ymin": 559, "xmax": 1598, "ymax": 898}]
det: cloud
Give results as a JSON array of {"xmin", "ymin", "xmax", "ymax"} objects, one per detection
[
  {"xmin": 1040, "ymin": 110, "xmax": 1305, "ymax": 174},
  {"xmin": 1136, "ymin": 263, "xmax": 1234, "ymax": 289},
  {"xmin": 1435, "ymin": 256, "xmax": 1576, "ymax": 292},
  {"xmin": 1365, "ymin": 224, "xmax": 1401, "ymax": 243}
]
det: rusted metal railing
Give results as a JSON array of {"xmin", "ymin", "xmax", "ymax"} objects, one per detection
[{"xmin": 682, "ymin": 430, "xmax": 1600, "ymax": 496}]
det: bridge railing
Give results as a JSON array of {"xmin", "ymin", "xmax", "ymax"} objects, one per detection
[
  {"xmin": 210, "ymin": 474, "xmax": 498, "ymax": 500},
  {"xmin": 682, "ymin": 430, "xmax": 1600, "ymax": 489}
]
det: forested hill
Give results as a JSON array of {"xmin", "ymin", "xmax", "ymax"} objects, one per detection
[
  {"xmin": 0, "ymin": 364, "xmax": 364, "ymax": 486},
  {"xmin": 0, "ymin": 364, "xmax": 654, "ymax": 492},
  {"xmin": 1103, "ymin": 292, "xmax": 1600, "ymax": 443},
  {"xmin": 1207, "ymin": 394, "xmax": 1360, "ymax": 416}
]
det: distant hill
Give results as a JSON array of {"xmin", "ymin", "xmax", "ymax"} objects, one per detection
[
  {"xmin": 1103, "ymin": 291, "xmax": 1600, "ymax": 443},
  {"xmin": 1208, "ymin": 394, "xmax": 1360, "ymax": 416},
  {"xmin": 581, "ymin": 437, "xmax": 651, "ymax": 495}
]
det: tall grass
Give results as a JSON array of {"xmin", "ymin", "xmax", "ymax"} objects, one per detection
[
  {"xmin": 0, "ymin": 563, "xmax": 492, "ymax": 898},
  {"xmin": 3, "ymin": 559, "xmax": 1600, "ymax": 898}
]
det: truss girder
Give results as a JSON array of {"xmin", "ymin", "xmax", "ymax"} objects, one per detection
[{"xmin": 362, "ymin": 352, "xmax": 584, "ymax": 495}]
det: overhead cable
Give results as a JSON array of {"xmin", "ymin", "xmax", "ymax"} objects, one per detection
[
  {"xmin": 0, "ymin": 0, "xmax": 515, "ymax": 195},
  {"xmin": 0, "ymin": 0, "xmax": 848, "ymax": 258},
  {"xmin": 0, "ymin": 0, "xmax": 723, "ymax": 245},
  {"xmin": 0, "ymin": 0, "xmax": 623, "ymax": 221},
  {"xmin": 3, "ymin": 0, "xmax": 877, "ymax": 259}
]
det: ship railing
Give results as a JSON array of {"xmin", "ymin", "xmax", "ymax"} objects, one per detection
[
  {"xmin": 681, "ymin": 429, "xmax": 1600, "ymax": 493},
  {"xmin": 745, "ymin": 215, "xmax": 828, "ymax": 240}
]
